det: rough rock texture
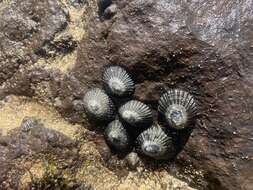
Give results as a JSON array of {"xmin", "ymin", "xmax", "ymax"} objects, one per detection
[
  {"xmin": 0, "ymin": 116, "xmax": 78, "ymax": 189},
  {"xmin": 0, "ymin": 96, "xmax": 195, "ymax": 190},
  {"xmin": 0, "ymin": 0, "xmax": 252, "ymax": 189},
  {"xmin": 0, "ymin": 0, "xmax": 68, "ymax": 84},
  {"xmin": 73, "ymin": 0, "xmax": 253, "ymax": 190}
]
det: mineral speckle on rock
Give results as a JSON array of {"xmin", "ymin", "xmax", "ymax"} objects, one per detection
[{"xmin": 97, "ymin": 0, "xmax": 112, "ymax": 16}]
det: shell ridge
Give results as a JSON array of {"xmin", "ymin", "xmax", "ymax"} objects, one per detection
[
  {"xmin": 84, "ymin": 88, "xmax": 115, "ymax": 121},
  {"xmin": 136, "ymin": 125, "xmax": 174, "ymax": 160},
  {"xmin": 103, "ymin": 66, "xmax": 135, "ymax": 97},
  {"xmin": 158, "ymin": 89, "xmax": 197, "ymax": 130}
]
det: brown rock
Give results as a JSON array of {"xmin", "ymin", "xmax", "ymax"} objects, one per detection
[
  {"xmin": 0, "ymin": 0, "xmax": 68, "ymax": 84},
  {"xmin": 0, "ymin": 0, "xmax": 252, "ymax": 189},
  {"xmin": 73, "ymin": 0, "xmax": 253, "ymax": 189},
  {"xmin": 0, "ymin": 117, "xmax": 77, "ymax": 189}
]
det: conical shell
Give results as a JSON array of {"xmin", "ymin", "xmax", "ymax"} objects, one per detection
[
  {"xmin": 103, "ymin": 66, "xmax": 135, "ymax": 97},
  {"xmin": 158, "ymin": 89, "xmax": 197, "ymax": 130},
  {"xmin": 97, "ymin": 0, "xmax": 112, "ymax": 13},
  {"xmin": 118, "ymin": 100, "xmax": 153, "ymax": 127},
  {"xmin": 136, "ymin": 125, "xmax": 175, "ymax": 160},
  {"xmin": 83, "ymin": 88, "xmax": 115, "ymax": 121},
  {"xmin": 104, "ymin": 120, "xmax": 131, "ymax": 151}
]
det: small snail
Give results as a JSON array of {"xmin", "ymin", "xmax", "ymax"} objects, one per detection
[
  {"xmin": 97, "ymin": 0, "xmax": 112, "ymax": 15},
  {"xmin": 136, "ymin": 125, "xmax": 176, "ymax": 160}
]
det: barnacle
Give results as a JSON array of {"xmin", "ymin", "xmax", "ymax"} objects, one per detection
[
  {"xmin": 158, "ymin": 89, "xmax": 197, "ymax": 130},
  {"xmin": 20, "ymin": 117, "xmax": 39, "ymax": 132}
]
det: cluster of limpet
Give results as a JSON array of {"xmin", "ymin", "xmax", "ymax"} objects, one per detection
[{"xmin": 83, "ymin": 65, "xmax": 197, "ymax": 160}]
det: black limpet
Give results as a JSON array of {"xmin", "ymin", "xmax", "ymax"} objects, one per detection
[
  {"xmin": 83, "ymin": 88, "xmax": 115, "ymax": 122},
  {"xmin": 103, "ymin": 65, "xmax": 135, "ymax": 98},
  {"xmin": 158, "ymin": 89, "xmax": 197, "ymax": 130},
  {"xmin": 104, "ymin": 120, "xmax": 131, "ymax": 151}
]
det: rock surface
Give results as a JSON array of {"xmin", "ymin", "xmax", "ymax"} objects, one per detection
[
  {"xmin": 0, "ymin": 0, "xmax": 252, "ymax": 189},
  {"xmin": 0, "ymin": 96, "xmax": 194, "ymax": 190},
  {"xmin": 0, "ymin": 0, "xmax": 68, "ymax": 85},
  {"xmin": 73, "ymin": 0, "xmax": 253, "ymax": 189}
]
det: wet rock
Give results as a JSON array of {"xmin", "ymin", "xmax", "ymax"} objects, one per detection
[
  {"xmin": 0, "ymin": 0, "xmax": 252, "ymax": 189},
  {"xmin": 73, "ymin": 0, "xmax": 253, "ymax": 189}
]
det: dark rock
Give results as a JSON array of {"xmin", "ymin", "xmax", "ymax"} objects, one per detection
[
  {"xmin": 73, "ymin": 0, "xmax": 253, "ymax": 189},
  {"xmin": 0, "ymin": 0, "xmax": 68, "ymax": 85}
]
